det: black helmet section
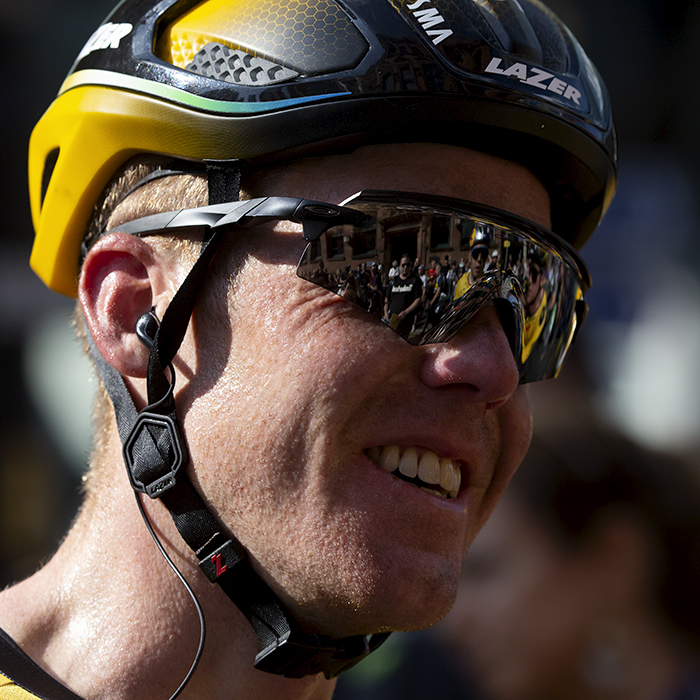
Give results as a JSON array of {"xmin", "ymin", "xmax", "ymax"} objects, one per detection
[{"xmin": 69, "ymin": 0, "xmax": 616, "ymax": 249}]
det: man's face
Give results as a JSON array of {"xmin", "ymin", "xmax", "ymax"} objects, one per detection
[
  {"xmin": 178, "ymin": 143, "xmax": 548, "ymax": 638},
  {"xmin": 470, "ymin": 247, "xmax": 487, "ymax": 277},
  {"xmin": 399, "ymin": 257, "xmax": 412, "ymax": 279}
]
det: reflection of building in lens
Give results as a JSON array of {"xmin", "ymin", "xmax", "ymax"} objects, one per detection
[{"xmin": 298, "ymin": 207, "xmax": 504, "ymax": 282}]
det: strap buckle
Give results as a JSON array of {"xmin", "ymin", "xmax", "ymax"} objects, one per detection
[
  {"xmin": 123, "ymin": 412, "xmax": 187, "ymax": 498},
  {"xmin": 254, "ymin": 630, "xmax": 390, "ymax": 679}
]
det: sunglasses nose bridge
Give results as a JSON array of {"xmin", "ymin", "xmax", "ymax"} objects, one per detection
[
  {"xmin": 493, "ymin": 273, "xmax": 525, "ymax": 367},
  {"xmin": 422, "ymin": 271, "xmax": 524, "ymax": 366}
]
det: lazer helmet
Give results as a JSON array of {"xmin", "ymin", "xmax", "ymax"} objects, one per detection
[{"xmin": 29, "ymin": 0, "xmax": 616, "ymax": 297}]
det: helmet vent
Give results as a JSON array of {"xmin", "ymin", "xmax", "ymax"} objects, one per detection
[
  {"xmin": 519, "ymin": 2, "xmax": 568, "ymax": 73},
  {"xmin": 41, "ymin": 148, "xmax": 60, "ymax": 208},
  {"xmin": 185, "ymin": 42, "xmax": 299, "ymax": 86}
]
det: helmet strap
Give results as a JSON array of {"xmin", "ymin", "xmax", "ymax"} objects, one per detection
[
  {"xmin": 205, "ymin": 159, "xmax": 243, "ymax": 205},
  {"xmin": 84, "ymin": 161, "xmax": 390, "ymax": 677}
]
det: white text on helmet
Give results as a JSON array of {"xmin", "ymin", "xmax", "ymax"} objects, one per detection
[
  {"xmin": 485, "ymin": 57, "xmax": 582, "ymax": 105},
  {"xmin": 77, "ymin": 22, "xmax": 133, "ymax": 61},
  {"xmin": 407, "ymin": 0, "xmax": 454, "ymax": 45}
]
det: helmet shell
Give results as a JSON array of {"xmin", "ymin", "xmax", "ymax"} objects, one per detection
[{"xmin": 29, "ymin": 0, "xmax": 616, "ymax": 296}]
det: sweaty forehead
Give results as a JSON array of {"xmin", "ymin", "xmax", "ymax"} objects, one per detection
[{"xmin": 248, "ymin": 143, "xmax": 551, "ymax": 228}]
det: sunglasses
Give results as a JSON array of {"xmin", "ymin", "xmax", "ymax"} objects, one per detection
[{"xmin": 110, "ymin": 190, "xmax": 590, "ymax": 384}]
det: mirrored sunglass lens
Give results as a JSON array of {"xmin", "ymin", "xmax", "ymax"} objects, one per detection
[{"xmin": 296, "ymin": 200, "xmax": 583, "ymax": 383}]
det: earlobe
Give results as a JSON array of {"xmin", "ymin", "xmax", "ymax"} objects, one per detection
[{"xmin": 79, "ymin": 232, "xmax": 167, "ymax": 379}]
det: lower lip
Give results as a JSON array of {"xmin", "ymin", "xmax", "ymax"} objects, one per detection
[{"xmin": 363, "ymin": 453, "xmax": 469, "ymax": 514}]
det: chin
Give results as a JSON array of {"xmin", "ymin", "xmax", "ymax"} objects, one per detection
[
  {"xmin": 308, "ymin": 561, "xmax": 461, "ymax": 638},
  {"xmin": 383, "ymin": 579, "xmax": 459, "ymax": 633}
]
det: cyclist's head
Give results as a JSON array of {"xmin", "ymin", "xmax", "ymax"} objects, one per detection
[{"xmin": 26, "ymin": 0, "xmax": 617, "ymax": 680}]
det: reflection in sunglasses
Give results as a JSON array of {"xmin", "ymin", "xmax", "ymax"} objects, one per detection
[{"xmin": 297, "ymin": 190, "xmax": 589, "ymax": 383}]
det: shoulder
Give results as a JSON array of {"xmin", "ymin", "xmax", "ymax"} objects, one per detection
[
  {"xmin": 0, "ymin": 674, "xmax": 41, "ymax": 700},
  {"xmin": 0, "ymin": 626, "xmax": 84, "ymax": 700}
]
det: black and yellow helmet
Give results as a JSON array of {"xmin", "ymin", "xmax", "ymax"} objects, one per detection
[{"xmin": 29, "ymin": 0, "xmax": 617, "ymax": 297}]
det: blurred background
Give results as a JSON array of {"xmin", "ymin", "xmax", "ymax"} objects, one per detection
[{"xmin": 2, "ymin": 0, "xmax": 700, "ymax": 697}]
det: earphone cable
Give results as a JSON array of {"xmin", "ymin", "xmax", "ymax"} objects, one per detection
[{"xmin": 134, "ymin": 492, "xmax": 206, "ymax": 700}]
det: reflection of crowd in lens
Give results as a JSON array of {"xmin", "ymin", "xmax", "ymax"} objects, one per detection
[
  {"xmin": 385, "ymin": 255, "xmax": 422, "ymax": 336},
  {"xmin": 521, "ymin": 249, "xmax": 549, "ymax": 362},
  {"xmin": 454, "ymin": 227, "xmax": 491, "ymax": 299},
  {"xmin": 301, "ymin": 219, "xmax": 569, "ymax": 353},
  {"xmin": 302, "ymin": 232, "xmax": 514, "ymax": 339}
]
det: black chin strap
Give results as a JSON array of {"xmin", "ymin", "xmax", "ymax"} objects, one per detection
[{"xmin": 88, "ymin": 160, "xmax": 389, "ymax": 680}]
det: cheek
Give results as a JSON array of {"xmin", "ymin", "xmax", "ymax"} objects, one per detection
[
  {"xmin": 500, "ymin": 386, "xmax": 533, "ymax": 463},
  {"xmin": 472, "ymin": 388, "xmax": 532, "ymax": 535},
  {"xmin": 183, "ymin": 258, "xmax": 405, "ymax": 502},
  {"xmin": 231, "ymin": 255, "xmax": 407, "ymax": 397}
]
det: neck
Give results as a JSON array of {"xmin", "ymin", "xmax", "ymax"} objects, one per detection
[{"xmin": 0, "ymin": 445, "xmax": 335, "ymax": 700}]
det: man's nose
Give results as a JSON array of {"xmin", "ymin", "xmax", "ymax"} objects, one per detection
[{"xmin": 419, "ymin": 303, "xmax": 520, "ymax": 407}]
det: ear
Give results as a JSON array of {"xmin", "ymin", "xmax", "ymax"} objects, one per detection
[{"xmin": 78, "ymin": 232, "xmax": 175, "ymax": 379}]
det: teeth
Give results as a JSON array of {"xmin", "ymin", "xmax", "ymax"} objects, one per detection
[
  {"xmin": 378, "ymin": 445, "xmax": 400, "ymax": 472},
  {"xmin": 452, "ymin": 464, "xmax": 461, "ymax": 499},
  {"xmin": 369, "ymin": 445, "xmax": 462, "ymax": 499},
  {"xmin": 439, "ymin": 458, "xmax": 455, "ymax": 492},
  {"xmin": 420, "ymin": 487, "xmax": 443, "ymax": 497},
  {"xmin": 418, "ymin": 451, "xmax": 440, "ymax": 485},
  {"xmin": 398, "ymin": 447, "xmax": 418, "ymax": 478}
]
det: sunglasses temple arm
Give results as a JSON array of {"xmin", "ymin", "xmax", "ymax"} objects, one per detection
[{"xmin": 222, "ymin": 197, "xmax": 355, "ymax": 240}]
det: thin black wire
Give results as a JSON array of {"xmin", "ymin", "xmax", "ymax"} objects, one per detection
[{"xmin": 134, "ymin": 492, "xmax": 206, "ymax": 700}]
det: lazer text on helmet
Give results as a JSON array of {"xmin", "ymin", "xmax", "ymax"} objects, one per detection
[
  {"xmin": 77, "ymin": 22, "xmax": 133, "ymax": 60},
  {"xmin": 485, "ymin": 58, "xmax": 582, "ymax": 105}
]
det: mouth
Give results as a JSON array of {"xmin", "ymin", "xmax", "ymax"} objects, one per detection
[{"xmin": 365, "ymin": 446, "xmax": 461, "ymax": 500}]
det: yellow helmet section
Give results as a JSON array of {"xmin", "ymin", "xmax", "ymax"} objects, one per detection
[
  {"xmin": 28, "ymin": 0, "xmax": 371, "ymax": 299},
  {"xmin": 29, "ymin": 85, "xmax": 252, "ymax": 297},
  {"xmin": 28, "ymin": 62, "xmax": 358, "ymax": 297},
  {"xmin": 156, "ymin": 0, "xmax": 367, "ymax": 75}
]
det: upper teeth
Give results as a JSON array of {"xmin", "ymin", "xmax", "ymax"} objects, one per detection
[{"xmin": 366, "ymin": 445, "xmax": 461, "ymax": 499}]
